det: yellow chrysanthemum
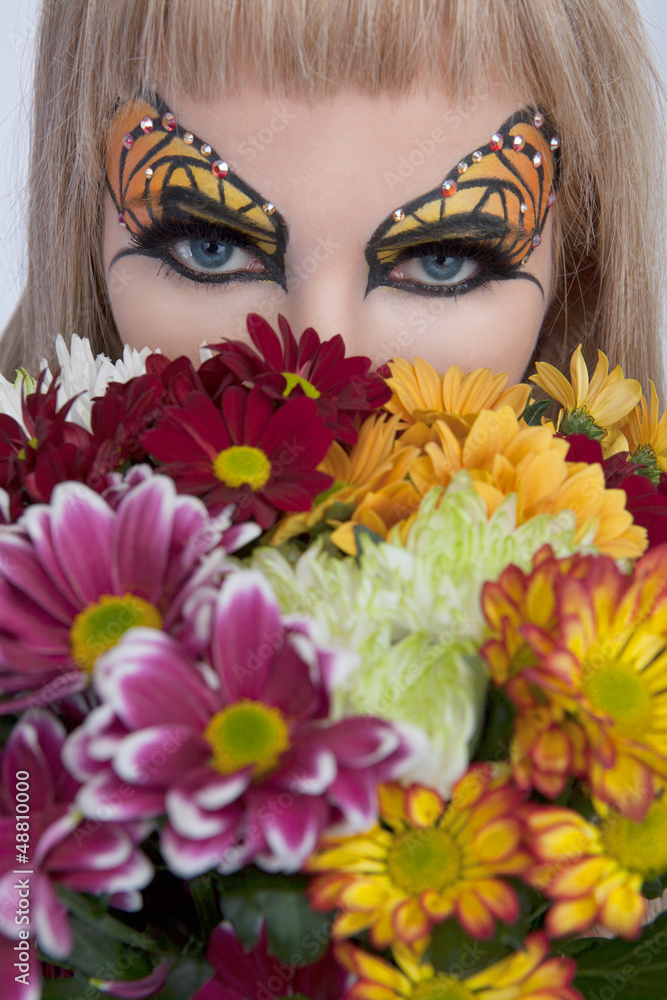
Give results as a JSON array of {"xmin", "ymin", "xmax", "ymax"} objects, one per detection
[
  {"xmin": 526, "ymin": 797, "xmax": 667, "ymax": 939},
  {"xmin": 482, "ymin": 546, "xmax": 667, "ymax": 821},
  {"xmin": 271, "ymin": 413, "xmax": 420, "ymax": 545},
  {"xmin": 406, "ymin": 406, "xmax": 646, "ymax": 559},
  {"xmin": 619, "ymin": 380, "xmax": 667, "ymax": 482},
  {"xmin": 530, "ymin": 345, "xmax": 642, "ymax": 444},
  {"xmin": 336, "ymin": 932, "xmax": 582, "ymax": 1000},
  {"xmin": 307, "ymin": 767, "xmax": 531, "ymax": 952},
  {"xmin": 384, "ymin": 357, "xmax": 531, "ymax": 447}
]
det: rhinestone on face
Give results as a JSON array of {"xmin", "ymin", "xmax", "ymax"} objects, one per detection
[
  {"xmin": 183, "ymin": 132, "xmax": 194, "ymax": 144},
  {"xmin": 201, "ymin": 143, "xmax": 212, "ymax": 157},
  {"xmin": 122, "ymin": 132, "xmax": 134, "ymax": 150},
  {"xmin": 211, "ymin": 159, "xmax": 228, "ymax": 178},
  {"xmin": 532, "ymin": 233, "xmax": 542, "ymax": 248},
  {"xmin": 489, "ymin": 133, "xmax": 504, "ymax": 152},
  {"xmin": 548, "ymin": 191, "xmax": 557, "ymax": 208},
  {"xmin": 140, "ymin": 115, "xmax": 154, "ymax": 134},
  {"xmin": 533, "ymin": 152, "xmax": 543, "ymax": 168},
  {"xmin": 262, "ymin": 202, "xmax": 276, "ymax": 215},
  {"xmin": 472, "ymin": 150, "xmax": 483, "ymax": 163},
  {"xmin": 550, "ymin": 137, "xmax": 560, "ymax": 151},
  {"xmin": 534, "ymin": 113, "xmax": 544, "ymax": 128},
  {"xmin": 392, "ymin": 208, "xmax": 405, "ymax": 222},
  {"xmin": 512, "ymin": 135, "xmax": 525, "ymax": 151},
  {"xmin": 441, "ymin": 179, "xmax": 457, "ymax": 198},
  {"xmin": 161, "ymin": 112, "xmax": 176, "ymax": 132},
  {"xmin": 520, "ymin": 203, "xmax": 528, "ymax": 214},
  {"xmin": 145, "ymin": 167, "xmax": 154, "ymax": 178},
  {"xmin": 118, "ymin": 214, "xmax": 127, "ymax": 228},
  {"xmin": 457, "ymin": 161, "xmax": 468, "ymax": 174}
]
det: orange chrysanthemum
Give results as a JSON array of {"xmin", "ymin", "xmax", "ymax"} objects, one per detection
[
  {"xmin": 384, "ymin": 357, "xmax": 531, "ymax": 443},
  {"xmin": 271, "ymin": 413, "xmax": 420, "ymax": 545},
  {"xmin": 530, "ymin": 344, "xmax": 642, "ymax": 444},
  {"xmin": 307, "ymin": 766, "xmax": 531, "ymax": 952},
  {"xmin": 526, "ymin": 797, "xmax": 667, "ymax": 939},
  {"xmin": 482, "ymin": 546, "xmax": 667, "ymax": 820},
  {"xmin": 406, "ymin": 407, "xmax": 646, "ymax": 559},
  {"xmin": 336, "ymin": 933, "xmax": 583, "ymax": 1000}
]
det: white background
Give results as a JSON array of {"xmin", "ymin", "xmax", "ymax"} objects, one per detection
[{"xmin": 0, "ymin": 0, "xmax": 666, "ymax": 360}]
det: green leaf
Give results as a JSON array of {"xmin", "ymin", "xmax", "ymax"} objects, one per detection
[
  {"xmin": 55, "ymin": 887, "xmax": 155, "ymax": 950},
  {"xmin": 428, "ymin": 918, "xmax": 512, "ymax": 975},
  {"xmin": 49, "ymin": 914, "xmax": 155, "ymax": 981},
  {"xmin": 642, "ymin": 877, "xmax": 664, "ymax": 901},
  {"xmin": 472, "ymin": 686, "xmax": 514, "ymax": 763},
  {"xmin": 42, "ymin": 977, "xmax": 102, "ymax": 1000},
  {"xmin": 153, "ymin": 958, "xmax": 213, "ymax": 1000},
  {"xmin": 522, "ymin": 399, "xmax": 551, "ymax": 426},
  {"xmin": 564, "ymin": 912, "xmax": 667, "ymax": 999},
  {"xmin": 218, "ymin": 869, "xmax": 332, "ymax": 965}
]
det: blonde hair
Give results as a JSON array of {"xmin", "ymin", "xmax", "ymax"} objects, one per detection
[{"xmin": 3, "ymin": 0, "xmax": 665, "ymax": 397}]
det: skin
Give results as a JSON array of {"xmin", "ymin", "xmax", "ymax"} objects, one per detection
[{"xmin": 103, "ymin": 85, "xmax": 556, "ymax": 382}]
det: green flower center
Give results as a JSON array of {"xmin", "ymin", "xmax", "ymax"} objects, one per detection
[
  {"xmin": 282, "ymin": 372, "xmax": 320, "ymax": 399},
  {"xmin": 632, "ymin": 444, "xmax": 661, "ymax": 485},
  {"xmin": 70, "ymin": 593, "xmax": 163, "ymax": 672},
  {"xmin": 600, "ymin": 796, "xmax": 667, "ymax": 878},
  {"xmin": 412, "ymin": 975, "xmax": 473, "ymax": 1000},
  {"xmin": 204, "ymin": 699, "xmax": 290, "ymax": 777},
  {"xmin": 387, "ymin": 827, "xmax": 461, "ymax": 895},
  {"xmin": 213, "ymin": 445, "xmax": 271, "ymax": 490},
  {"xmin": 560, "ymin": 408, "xmax": 605, "ymax": 440},
  {"xmin": 582, "ymin": 661, "xmax": 653, "ymax": 738}
]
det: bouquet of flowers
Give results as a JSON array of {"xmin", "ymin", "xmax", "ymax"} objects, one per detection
[{"xmin": 0, "ymin": 314, "xmax": 666, "ymax": 1000}]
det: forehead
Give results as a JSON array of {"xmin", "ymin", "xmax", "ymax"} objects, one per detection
[{"xmin": 148, "ymin": 85, "xmax": 528, "ymax": 239}]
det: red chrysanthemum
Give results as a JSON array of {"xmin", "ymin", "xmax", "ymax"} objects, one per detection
[
  {"xmin": 565, "ymin": 434, "xmax": 667, "ymax": 548},
  {"xmin": 209, "ymin": 313, "xmax": 391, "ymax": 443},
  {"xmin": 141, "ymin": 384, "xmax": 334, "ymax": 528}
]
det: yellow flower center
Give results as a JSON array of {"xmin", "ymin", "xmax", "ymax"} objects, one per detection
[
  {"xmin": 387, "ymin": 827, "xmax": 462, "ymax": 895},
  {"xmin": 582, "ymin": 661, "xmax": 653, "ymax": 738},
  {"xmin": 412, "ymin": 976, "xmax": 473, "ymax": 1000},
  {"xmin": 204, "ymin": 699, "xmax": 290, "ymax": 777},
  {"xmin": 70, "ymin": 593, "xmax": 163, "ymax": 672},
  {"xmin": 600, "ymin": 796, "xmax": 667, "ymax": 878},
  {"xmin": 213, "ymin": 445, "xmax": 271, "ymax": 490},
  {"xmin": 281, "ymin": 372, "xmax": 320, "ymax": 399}
]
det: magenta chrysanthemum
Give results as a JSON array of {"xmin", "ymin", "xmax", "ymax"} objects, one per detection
[
  {"xmin": 63, "ymin": 571, "xmax": 421, "ymax": 877},
  {"xmin": 194, "ymin": 922, "xmax": 348, "ymax": 1000},
  {"xmin": 141, "ymin": 384, "xmax": 334, "ymax": 528},
  {"xmin": 0, "ymin": 711, "xmax": 153, "ymax": 998},
  {"xmin": 0, "ymin": 470, "xmax": 255, "ymax": 712},
  {"xmin": 209, "ymin": 313, "xmax": 392, "ymax": 443}
]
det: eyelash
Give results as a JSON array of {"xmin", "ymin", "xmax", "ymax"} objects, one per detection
[
  {"xmin": 376, "ymin": 239, "xmax": 519, "ymax": 299},
  {"xmin": 129, "ymin": 217, "xmax": 279, "ymax": 287},
  {"xmin": 127, "ymin": 219, "xmax": 517, "ymax": 300}
]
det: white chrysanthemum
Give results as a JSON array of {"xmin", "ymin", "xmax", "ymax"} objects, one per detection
[
  {"xmin": 253, "ymin": 474, "xmax": 578, "ymax": 794},
  {"xmin": 0, "ymin": 335, "xmax": 153, "ymax": 432}
]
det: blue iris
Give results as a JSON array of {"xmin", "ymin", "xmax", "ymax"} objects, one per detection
[
  {"xmin": 420, "ymin": 254, "xmax": 464, "ymax": 282},
  {"xmin": 189, "ymin": 239, "xmax": 235, "ymax": 270}
]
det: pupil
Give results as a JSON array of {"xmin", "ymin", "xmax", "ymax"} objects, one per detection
[
  {"xmin": 190, "ymin": 238, "xmax": 234, "ymax": 270},
  {"xmin": 421, "ymin": 254, "xmax": 463, "ymax": 281}
]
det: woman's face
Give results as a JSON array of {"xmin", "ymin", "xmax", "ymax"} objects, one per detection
[{"xmin": 103, "ymin": 85, "xmax": 557, "ymax": 382}]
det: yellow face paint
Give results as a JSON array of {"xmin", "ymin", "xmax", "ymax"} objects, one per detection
[
  {"xmin": 366, "ymin": 108, "xmax": 559, "ymax": 296},
  {"xmin": 106, "ymin": 94, "xmax": 287, "ymax": 283}
]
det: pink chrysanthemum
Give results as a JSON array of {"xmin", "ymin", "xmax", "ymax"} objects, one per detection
[
  {"xmin": 0, "ymin": 711, "xmax": 153, "ymax": 1000},
  {"xmin": 0, "ymin": 470, "xmax": 256, "ymax": 711},
  {"xmin": 63, "ymin": 571, "xmax": 421, "ymax": 877}
]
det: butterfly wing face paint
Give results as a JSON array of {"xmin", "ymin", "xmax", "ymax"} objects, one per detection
[
  {"xmin": 106, "ymin": 95, "xmax": 287, "ymax": 266},
  {"xmin": 367, "ymin": 109, "xmax": 560, "ymax": 291}
]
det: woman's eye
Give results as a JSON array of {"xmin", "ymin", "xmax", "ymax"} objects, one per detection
[
  {"xmin": 170, "ymin": 237, "xmax": 266, "ymax": 276},
  {"xmin": 388, "ymin": 253, "xmax": 481, "ymax": 288}
]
